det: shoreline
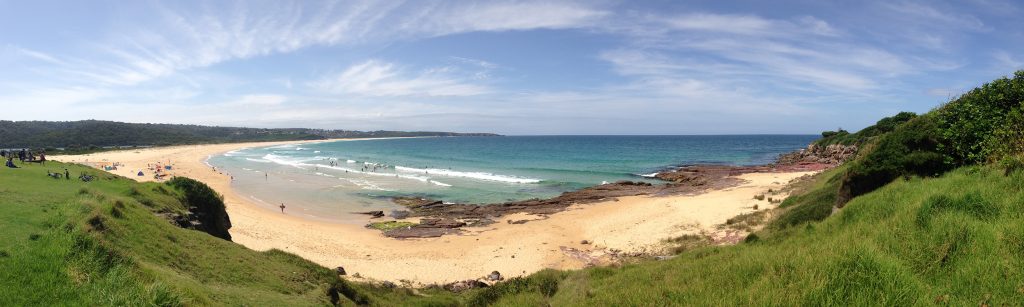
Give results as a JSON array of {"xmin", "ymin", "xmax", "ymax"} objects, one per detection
[{"xmin": 52, "ymin": 139, "xmax": 817, "ymax": 285}]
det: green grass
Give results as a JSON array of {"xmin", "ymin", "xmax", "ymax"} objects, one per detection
[
  {"xmin": 0, "ymin": 161, "xmax": 458, "ymax": 306},
  {"xmin": 464, "ymin": 166, "xmax": 1024, "ymax": 305},
  {"xmin": 3, "ymin": 159, "xmax": 1024, "ymax": 305},
  {"xmin": 366, "ymin": 221, "xmax": 417, "ymax": 231}
]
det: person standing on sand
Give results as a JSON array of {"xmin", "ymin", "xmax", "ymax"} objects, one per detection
[{"xmin": 279, "ymin": 203, "xmax": 286, "ymax": 214}]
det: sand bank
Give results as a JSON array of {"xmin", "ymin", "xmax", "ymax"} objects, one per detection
[{"xmin": 53, "ymin": 140, "xmax": 815, "ymax": 285}]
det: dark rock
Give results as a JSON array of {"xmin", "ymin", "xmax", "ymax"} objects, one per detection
[
  {"xmin": 355, "ymin": 210, "xmax": 385, "ymax": 218},
  {"xmin": 487, "ymin": 271, "xmax": 503, "ymax": 281},
  {"xmin": 418, "ymin": 218, "xmax": 466, "ymax": 228},
  {"xmin": 444, "ymin": 279, "xmax": 489, "ymax": 292},
  {"xmin": 384, "ymin": 227, "xmax": 459, "ymax": 239},
  {"xmin": 580, "ymin": 240, "xmax": 590, "ymax": 245},
  {"xmin": 382, "ymin": 281, "xmax": 396, "ymax": 289},
  {"xmin": 390, "ymin": 210, "xmax": 410, "ymax": 219},
  {"xmin": 392, "ymin": 197, "xmax": 444, "ymax": 208},
  {"xmin": 335, "ymin": 266, "xmax": 347, "ymax": 275}
]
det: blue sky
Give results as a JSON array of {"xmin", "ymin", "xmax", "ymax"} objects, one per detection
[{"xmin": 1, "ymin": 0, "xmax": 1022, "ymax": 135}]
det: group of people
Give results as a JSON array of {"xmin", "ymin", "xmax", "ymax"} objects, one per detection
[{"xmin": 1, "ymin": 148, "xmax": 46, "ymax": 165}]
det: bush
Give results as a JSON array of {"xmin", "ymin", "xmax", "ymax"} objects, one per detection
[
  {"xmin": 936, "ymin": 71, "xmax": 1024, "ymax": 164},
  {"xmin": 985, "ymin": 106, "xmax": 1024, "ymax": 161},
  {"xmin": 838, "ymin": 114, "xmax": 950, "ymax": 204},
  {"xmin": 815, "ymin": 112, "xmax": 916, "ymax": 146},
  {"xmin": 166, "ymin": 177, "xmax": 232, "ymax": 241}
]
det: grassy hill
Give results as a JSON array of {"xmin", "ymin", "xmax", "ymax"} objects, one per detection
[
  {"xmin": 0, "ymin": 120, "xmax": 497, "ymax": 151},
  {"xmin": 0, "ymin": 161, "xmax": 457, "ymax": 306},
  {"xmin": 1, "ymin": 71, "xmax": 1022, "ymax": 306}
]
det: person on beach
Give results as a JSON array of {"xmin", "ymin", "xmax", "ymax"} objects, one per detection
[{"xmin": 279, "ymin": 203, "xmax": 286, "ymax": 214}]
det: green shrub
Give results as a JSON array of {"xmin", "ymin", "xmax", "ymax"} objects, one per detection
[
  {"xmin": 838, "ymin": 114, "xmax": 950, "ymax": 204},
  {"xmin": 815, "ymin": 112, "xmax": 916, "ymax": 146},
  {"xmin": 936, "ymin": 70, "xmax": 1024, "ymax": 164},
  {"xmin": 1000, "ymin": 155, "xmax": 1024, "ymax": 176},
  {"xmin": 166, "ymin": 177, "xmax": 231, "ymax": 241},
  {"xmin": 986, "ymin": 106, "xmax": 1024, "ymax": 161}
]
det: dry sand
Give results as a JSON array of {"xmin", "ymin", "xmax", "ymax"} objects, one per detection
[{"xmin": 52, "ymin": 140, "xmax": 815, "ymax": 285}]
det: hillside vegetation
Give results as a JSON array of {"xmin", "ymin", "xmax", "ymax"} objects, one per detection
[
  {"xmin": 0, "ymin": 162, "xmax": 456, "ymax": 306},
  {"xmin": 0, "ymin": 120, "xmax": 497, "ymax": 150}
]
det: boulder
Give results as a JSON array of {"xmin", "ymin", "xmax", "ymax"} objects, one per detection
[
  {"xmin": 335, "ymin": 266, "xmax": 347, "ymax": 275},
  {"xmin": 390, "ymin": 210, "xmax": 410, "ymax": 219},
  {"xmin": 486, "ymin": 271, "xmax": 503, "ymax": 281}
]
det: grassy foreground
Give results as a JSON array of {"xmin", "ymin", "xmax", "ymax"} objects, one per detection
[
  {"xmin": 0, "ymin": 161, "xmax": 456, "ymax": 306},
  {"xmin": 3, "ymin": 161, "xmax": 1021, "ymax": 306},
  {"xmin": 465, "ymin": 165, "xmax": 1024, "ymax": 305}
]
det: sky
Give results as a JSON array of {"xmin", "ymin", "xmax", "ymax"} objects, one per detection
[{"xmin": 1, "ymin": 0, "xmax": 1022, "ymax": 135}]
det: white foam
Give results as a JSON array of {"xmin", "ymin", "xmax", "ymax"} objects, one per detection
[
  {"xmin": 245, "ymin": 158, "xmax": 271, "ymax": 163},
  {"xmin": 430, "ymin": 180, "xmax": 452, "ymax": 187},
  {"xmin": 318, "ymin": 164, "xmax": 431, "ymax": 183},
  {"xmin": 346, "ymin": 160, "xmax": 356, "ymax": 164},
  {"xmin": 394, "ymin": 166, "xmax": 540, "ymax": 184},
  {"xmin": 262, "ymin": 154, "xmax": 309, "ymax": 169},
  {"xmin": 637, "ymin": 172, "xmax": 659, "ymax": 178},
  {"xmin": 339, "ymin": 178, "xmax": 393, "ymax": 191},
  {"xmin": 314, "ymin": 172, "xmax": 335, "ymax": 178},
  {"xmin": 313, "ymin": 150, "xmax": 321, "ymax": 153},
  {"xmin": 223, "ymin": 150, "xmax": 243, "ymax": 156}
]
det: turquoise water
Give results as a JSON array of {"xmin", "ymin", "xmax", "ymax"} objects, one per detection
[{"xmin": 209, "ymin": 135, "xmax": 816, "ymax": 223}]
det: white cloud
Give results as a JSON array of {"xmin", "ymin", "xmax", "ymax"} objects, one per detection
[
  {"xmin": 311, "ymin": 60, "xmax": 490, "ymax": 97},
  {"xmin": 994, "ymin": 50, "xmax": 1023, "ymax": 69},
  {"xmin": 230, "ymin": 94, "xmax": 288, "ymax": 106}
]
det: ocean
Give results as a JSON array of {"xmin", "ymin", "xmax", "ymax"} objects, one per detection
[{"xmin": 208, "ymin": 135, "xmax": 817, "ymax": 223}]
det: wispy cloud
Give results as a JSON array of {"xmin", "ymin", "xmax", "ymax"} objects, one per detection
[{"xmin": 311, "ymin": 60, "xmax": 490, "ymax": 97}]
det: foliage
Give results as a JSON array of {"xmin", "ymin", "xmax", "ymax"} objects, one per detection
[
  {"xmin": 985, "ymin": 105, "xmax": 1024, "ymax": 161},
  {"xmin": 0, "ymin": 119, "xmax": 498, "ymax": 149},
  {"xmin": 838, "ymin": 114, "xmax": 950, "ymax": 203},
  {"xmin": 935, "ymin": 70, "xmax": 1024, "ymax": 164},
  {"xmin": 166, "ymin": 177, "xmax": 232, "ymax": 241},
  {"xmin": 815, "ymin": 111, "xmax": 916, "ymax": 146},
  {"xmin": 834, "ymin": 71, "xmax": 1024, "ymax": 204}
]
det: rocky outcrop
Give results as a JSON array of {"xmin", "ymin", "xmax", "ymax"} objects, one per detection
[
  {"xmin": 382, "ymin": 218, "xmax": 467, "ymax": 238},
  {"xmin": 775, "ymin": 144, "xmax": 857, "ymax": 167},
  {"xmin": 654, "ymin": 165, "xmax": 768, "ymax": 185}
]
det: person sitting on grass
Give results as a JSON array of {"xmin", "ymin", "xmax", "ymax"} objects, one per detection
[{"xmin": 6, "ymin": 159, "xmax": 18, "ymax": 168}]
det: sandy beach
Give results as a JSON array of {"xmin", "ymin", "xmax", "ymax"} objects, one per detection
[{"xmin": 53, "ymin": 140, "xmax": 814, "ymax": 285}]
